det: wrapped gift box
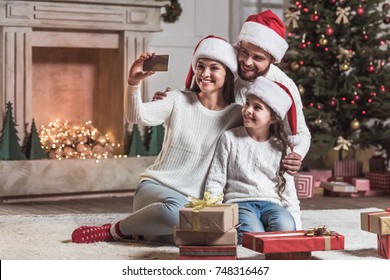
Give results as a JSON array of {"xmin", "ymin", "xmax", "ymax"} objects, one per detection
[
  {"xmin": 294, "ymin": 174, "xmax": 314, "ymax": 199},
  {"xmin": 377, "ymin": 234, "xmax": 390, "ymax": 259},
  {"xmin": 321, "ymin": 181, "xmax": 357, "ymax": 193},
  {"xmin": 334, "ymin": 160, "xmax": 362, "ymax": 178},
  {"xmin": 364, "ymin": 172, "xmax": 390, "ymax": 191},
  {"xmin": 304, "ymin": 169, "xmax": 332, "ymax": 187},
  {"xmin": 179, "ymin": 245, "xmax": 237, "ymax": 260},
  {"xmin": 369, "ymin": 156, "xmax": 386, "ymax": 172},
  {"xmin": 361, "ymin": 210, "xmax": 390, "ymax": 235},
  {"xmin": 352, "ymin": 177, "xmax": 370, "ymax": 192},
  {"xmin": 174, "ymin": 226, "xmax": 237, "ymax": 246},
  {"xmin": 179, "ymin": 204, "xmax": 238, "ymax": 232},
  {"xmin": 242, "ymin": 230, "xmax": 344, "ymax": 254},
  {"xmin": 265, "ymin": 251, "xmax": 311, "ymax": 260}
]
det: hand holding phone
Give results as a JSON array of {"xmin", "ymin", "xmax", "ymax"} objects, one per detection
[{"xmin": 143, "ymin": 55, "xmax": 170, "ymax": 72}]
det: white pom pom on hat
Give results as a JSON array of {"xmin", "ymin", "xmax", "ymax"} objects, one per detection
[
  {"xmin": 245, "ymin": 76, "xmax": 301, "ymax": 146},
  {"xmin": 238, "ymin": 10, "xmax": 288, "ymax": 63},
  {"xmin": 185, "ymin": 35, "xmax": 238, "ymax": 89}
]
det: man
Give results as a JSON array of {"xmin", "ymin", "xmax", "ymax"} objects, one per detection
[{"xmin": 153, "ymin": 10, "xmax": 311, "ymax": 175}]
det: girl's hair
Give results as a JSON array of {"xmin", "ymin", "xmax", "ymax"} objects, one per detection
[
  {"xmin": 190, "ymin": 62, "xmax": 236, "ymax": 104},
  {"xmin": 269, "ymin": 110, "xmax": 290, "ymax": 200}
]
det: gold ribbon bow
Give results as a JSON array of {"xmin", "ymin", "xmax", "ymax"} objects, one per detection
[
  {"xmin": 336, "ymin": 47, "xmax": 355, "ymax": 61},
  {"xmin": 284, "ymin": 8, "xmax": 301, "ymax": 29},
  {"xmin": 333, "ymin": 136, "xmax": 352, "ymax": 151},
  {"xmin": 305, "ymin": 225, "xmax": 335, "ymax": 236},
  {"xmin": 335, "ymin": 6, "xmax": 350, "ymax": 24},
  {"xmin": 185, "ymin": 191, "xmax": 223, "ymax": 210}
]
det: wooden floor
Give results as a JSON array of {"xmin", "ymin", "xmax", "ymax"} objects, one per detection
[{"xmin": 0, "ymin": 190, "xmax": 389, "ymax": 215}]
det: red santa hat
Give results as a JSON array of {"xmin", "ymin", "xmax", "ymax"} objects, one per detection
[
  {"xmin": 185, "ymin": 35, "xmax": 237, "ymax": 89},
  {"xmin": 245, "ymin": 76, "xmax": 300, "ymax": 146},
  {"xmin": 238, "ymin": 10, "xmax": 288, "ymax": 63}
]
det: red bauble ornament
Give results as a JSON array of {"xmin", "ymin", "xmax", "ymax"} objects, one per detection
[
  {"xmin": 384, "ymin": 16, "xmax": 390, "ymax": 25},
  {"xmin": 357, "ymin": 6, "xmax": 365, "ymax": 16},
  {"xmin": 383, "ymin": 3, "xmax": 390, "ymax": 11},
  {"xmin": 328, "ymin": 0, "xmax": 337, "ymax": 4},
  {"xmin": 299, "ymin": 42, "xmax": 307, "ymax": 49},
  {"xmin": 325, "ymin": 25, "xmax": 334, "ymax": 36},
  {"xmin": 311, "ymin": 13, "xmax": 319, "ymax": 22},
  {"xmin": 362, "ymin": 34, "xmax": 369, "ymax": 41},
  {"xmin": 367, "ymin": 64, "xmax": 375, "ymax": 73},
  {"xmin": 355, "ymin": 82, "xmax": 362, "ymax": 89}
]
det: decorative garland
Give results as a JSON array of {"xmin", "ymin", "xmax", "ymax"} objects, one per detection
[{"xmin": 160, "ymin": 0, "xmax": 182, "ymax": 23}]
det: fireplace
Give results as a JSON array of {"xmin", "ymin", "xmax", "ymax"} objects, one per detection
[{"xmin": 0, "ymin": 0, "xmax": 169, "ymax": 151}]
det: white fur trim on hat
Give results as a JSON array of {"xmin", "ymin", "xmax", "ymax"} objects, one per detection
[
  {"xmin": 238, "ymin": 21, "xmax": 288, "ymax": 63},
  {"xmin": 192, "ymin": 38, "xmax": 237, "ymax": 76},
  {"xmin": 245, "ymin": 76, "xmax": 292, "ymax": 119}
]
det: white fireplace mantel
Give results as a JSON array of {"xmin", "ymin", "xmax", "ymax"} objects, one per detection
[{"xmin": 0, "ymin": 0, "xmax": 169, "ymax": 146}]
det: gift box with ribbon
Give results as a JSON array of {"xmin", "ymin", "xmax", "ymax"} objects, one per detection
[
  {"xmin": 242, "ymin": 226, "xmax": 344, "ymax": 254},
  {"xmin": 377, "ymin": 234, "xmax": 390, "ymax": 259},
  {"xmin": 174, "ymin": 226, "xmax": 237, "ymax": 246},
  {"xmin": 179, "ymin": 192, "xmax": 238, "ymax": 232},
  {"xmin": 178, "ymin": 245, "xmax": 237, "ymax": 260},
  {"xmin": 361, "ymin": 208, "xmax": 390, "ymax": 235},
  {"xmin": 352, "ymin": 177, "xmax": 370, "ymax": 192},
  {"xmin": 321, "ymin": 181, "xmax": 357, "ymax": 195},
  {"xmin": 334, "ymin": 160, "xmax": 362, "ymax": 178},
  {"xmin": 364, "ymin": 172, "xmax": 390, "ymax": 191}
]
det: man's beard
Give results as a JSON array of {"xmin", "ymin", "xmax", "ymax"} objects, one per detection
[{"xmin": 238, "ymin": 62, "xmax": 270, "ymax": 82}]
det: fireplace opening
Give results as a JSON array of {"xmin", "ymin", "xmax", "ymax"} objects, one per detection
[{"xmin": 32, "ymin": 45, "xmax": 125, "ymax": 152}]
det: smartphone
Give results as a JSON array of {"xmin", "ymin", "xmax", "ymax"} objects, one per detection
[{"xmin": 143, "ymin": 54, "xmax": 170, "ymax": 71}]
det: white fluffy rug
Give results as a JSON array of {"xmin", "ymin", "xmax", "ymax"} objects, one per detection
[{"xmin": 0, "ymin": 208, "xmax": 384, "ymax": 260}]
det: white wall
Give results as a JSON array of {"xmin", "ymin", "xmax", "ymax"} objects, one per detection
[{"xmin": 146, "ymin": 0, "xmax": 230, "ymax": 100}]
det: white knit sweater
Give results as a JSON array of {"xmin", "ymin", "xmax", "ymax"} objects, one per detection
[
  {"xmin": 205, "ymin": 126, "xmax": 302, "ymax": 229},
  {"xmin": 234, "ymin": 64, "xmax": 311, "ymax": 159},
  {"xmin": 126, "ymin": 85, "xmax": 243, "ymax": 199}
]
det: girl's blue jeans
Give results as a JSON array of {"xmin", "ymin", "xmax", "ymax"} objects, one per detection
[{"xmin": 237, "ymin": 201, "xmax": 296, "ymax": 244}]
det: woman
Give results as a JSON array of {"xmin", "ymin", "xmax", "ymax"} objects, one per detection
[{"xmin": 71, "ymin": 35, "xmax": 243, "ymax": 244}]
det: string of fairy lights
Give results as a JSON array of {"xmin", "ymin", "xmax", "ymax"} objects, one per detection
[{"xmin": 39, "ymin": 119, "xmax": 126, "ymax": 161}]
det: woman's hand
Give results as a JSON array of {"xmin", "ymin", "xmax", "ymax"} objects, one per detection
[
  {"xmin": 282, "ymin": 151, "xmax": 302, "ymax": 176},
  {"xmin": 127, "ymin": 52, "xmax": 156, "ymax": 86}
]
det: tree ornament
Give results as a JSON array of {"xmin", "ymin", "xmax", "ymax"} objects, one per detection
[
  {"xmin": 335, "ymin": 6, "xmax": 351, "ymax": 24},
  {"xmin": 362, "ymin": 28, "xmax": 369, "ymax": 41},
  {"xmin": 382, "ymin": 3, "xmax": 390, "ymax": 11},
  {"xmin": 319, "ymin": 35, "xmax": 328, "ymax": 46},
  {"xmin": 291, "ymin": 61, "xmax": 300, "ymax": 71},
  {"xmin": 284, "ymin": 6, "xmax": 301, "ymax": 29},
  {"xmin": 356, "ymin": 5, "xmax": 365, "ymax": 16},
  {"xmin": 384, "ymin": 15, "xmax": 390, "ymax": 24},
  {"xmin": 299, "ymin": 42, "xmax": 307, "ymax": 49},
  {"xmin": 311, "ymin": 11, "xmax": 320, "ymax": 22},
  {"xmin": 328, "ymin": 0, "xmax": 337, "ymax": 4},
  {"xmin": 355, "ymin": 82, "xmax": 362, "ymax": 89},
  {"xmin": 340, "ymin": 61, "xmax": 350, "ymax": 71},
  {"xmin": 350, "ymin": 118, "xmax": 360, "ymax": 130},
  {"xmin": 325, "ymin": 25, "xmax": 334, "ymax": 36},
  {"xmin": 298, "ymin": 84, "xmax": 305, "ymax": 95},
  {"xmin": 367, "ymin": 62, "xmax": 375, "ymax": 73}
]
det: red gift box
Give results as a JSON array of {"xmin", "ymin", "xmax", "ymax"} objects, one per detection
[
  {"xmin": 242, "ymin": 230, "xmax": 344, "ymax": 254},
  {"xmin": 377, "ymin": 235, "xmax": 390, "ymax": 259},
  {"xmin": 364, "ymin": 172, "xmax": 390, "ymax": 191},
  {"xmin": 265, "ymin": 251, "xmax": 311, "ymax": 260},
  {"xmin": 294, "ymin": 174, "xmax": 314, "ymax": 199},
  {"xmin": 179, "ymin": 245, "xmax": 237, "ymax": 260},
  {"xmin": 334, "ymin": 160, "xmax": 362, "ymax": 177}
]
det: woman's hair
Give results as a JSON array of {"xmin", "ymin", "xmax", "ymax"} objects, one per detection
[
  {"xmin": 190, "ymin": 61, "xmax": 236, "ymax": 104},
  {"xmin": 269, "ymin": 110, "xmax": 290, "ymax": 200}
]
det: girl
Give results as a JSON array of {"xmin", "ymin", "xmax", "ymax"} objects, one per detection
[
  {"xmin": 71, "ymin": 35, "xmax": 243, "ymax": 244},
  {"xmin": 204, "ymin": 76, "xmax": 302, "ymax": 243}
]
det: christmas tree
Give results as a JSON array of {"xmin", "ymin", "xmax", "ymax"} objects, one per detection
[
  {"xmin": 23, "ymin": 118, "xmax": 48, "ymax": 160},
  {"xmin": 127, "ymin": 124, "xmax": 148, "ymax": 157},
  {"xmin": 0, "ymin": 102, "xmax": 27, "ymax": 160},
  {"xmin": 147, "ymin": 125, "xmax": 165, "ymax": 156},
  {"xmin": 282, "ymin": 0, "xmax": 390, "ymax": 160}
]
